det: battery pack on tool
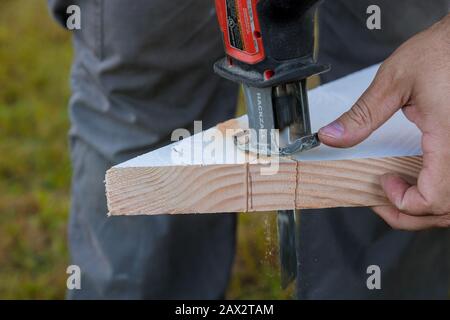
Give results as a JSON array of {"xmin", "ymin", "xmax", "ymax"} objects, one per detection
[{"xmin": 214, "ymin": 0, "xmax": 329, "ymax": 88}]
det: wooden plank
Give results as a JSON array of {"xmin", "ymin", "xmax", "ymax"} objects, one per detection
[
  {"xmin": 295, "ymin": 157, "xmax": 422, "ymax": 209},
  {"xmin": 105, "ymin": 152, "xmax": 422, "ymax": 215},
  {"xmin": 105, "ymin": 65, "xmax": 423, "ymax": 216}
]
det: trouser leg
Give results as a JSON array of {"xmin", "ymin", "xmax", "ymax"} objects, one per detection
[
  {"xmin": 64, "ymin": 0, "xmax": 239, "ymax": 299},
  {"xmin": 296, "ymin": 0, "xmax": 450, "ymax": 299},
  {"xmin": 68, "ymin": 138, "xmax": 237, "ymax": 299}
]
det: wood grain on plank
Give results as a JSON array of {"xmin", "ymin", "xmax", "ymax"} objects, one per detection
[
  {"xmin": 296, "ymin": 156, "xmax": 422, "ymax": 209},
  {"xmin": 106, "ymin": 156, "xmax": 422, "ymax": 215}
]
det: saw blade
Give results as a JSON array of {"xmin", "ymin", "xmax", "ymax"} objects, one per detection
[{"xmin": 277, "ymin": 209, "xmax": 300, "ymax": 289}]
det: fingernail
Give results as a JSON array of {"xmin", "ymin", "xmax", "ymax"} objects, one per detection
[{"xmin": 319, "ymin": 121, "xmax": 344, "ymax": 139}]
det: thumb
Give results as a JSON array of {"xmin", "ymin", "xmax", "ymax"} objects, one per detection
[{"xmin": 318, "ymin": 68, "xmax": 408, "ymax": 148}]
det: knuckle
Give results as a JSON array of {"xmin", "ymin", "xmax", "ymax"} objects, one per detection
[
  {"xmin": 377, "ymin": 58, "xmax": 404, "ymax": 84},
  {"xmin": 346, "ymin": 98, "xmax": 374, "ymax": 128},
  {"xmin": 414, "ymin": 188, "xmax": 436, "ymax": 211},
  {"xmin": 384, "ymin": 217, "xmax": 402, "ymax": 230},
  {"xmin": 389, "ymin": 223, "xmax": 401, "ymax": 231},
  {"xmin": 422, "ymin": 193, "xmax": 444, "ymax": 214},
  {"xmin": 436, "ymin": 215, "xmax": 450, "ymax": 228},
  {"xmin": 377, "ymin": 64, "xmax": 397, "ymax": 83},
  {"xmin": 422, "ymin": 199, "xmax": 434, "ymax": 213}
]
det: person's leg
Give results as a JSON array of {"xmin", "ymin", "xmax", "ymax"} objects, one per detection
[
  {"xmin": 58, "ymin": 0, "xmax": 239, "ymax": 299},
  {"xmin": 296, "ymin": 0, "xmax": 450, "ymax": 299},
  {"xmin": 68, "ymin": 138, "xmax": 236, "ymax": 299},
  {"xmin": 317, "ymin": 0, "xmax": 450, "ymax": 82},
  {"xmin": 297, "ymin": 207, "xmax": 449, "ymax": 299}
]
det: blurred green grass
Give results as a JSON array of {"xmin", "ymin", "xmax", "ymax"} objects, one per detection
[
  {"xmin": 0, "ymin": 0, "xmax": 72, "ymax": 299},
  {"xmin": 0, "ymin": 0, "xmax": 292, "ymax": 299}
]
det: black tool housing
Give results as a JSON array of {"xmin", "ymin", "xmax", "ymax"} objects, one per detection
[{"xmin": 214, "ymin": 0, "xmax": 330, "ymax": 88}]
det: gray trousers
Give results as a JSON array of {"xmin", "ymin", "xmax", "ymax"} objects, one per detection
[
  {"xmin": 48, "ymin": 0, "xmax": 449, "ymax": 299},
  {"xmin": 69, "ymin": 139, "xmax": 236, "ymax": 299}
]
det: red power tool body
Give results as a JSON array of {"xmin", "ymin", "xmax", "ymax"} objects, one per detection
[{"xmin": 215, "ymin": 0, "xmax": 265, "ymax": 65}]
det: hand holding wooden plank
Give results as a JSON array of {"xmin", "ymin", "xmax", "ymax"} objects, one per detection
[{"xmin": 318, "ymin": 14, "xmax": 450, "ymax": 230}]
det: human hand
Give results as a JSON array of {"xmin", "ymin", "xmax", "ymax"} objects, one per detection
[{"xmin": 318, "ymin": 14, "xmax": 450, "ymax": 230}]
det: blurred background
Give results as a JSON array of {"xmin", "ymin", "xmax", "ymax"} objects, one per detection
[{"xmin": 0, "ymin": 0, "xmax": 292, "ymax": 299}]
